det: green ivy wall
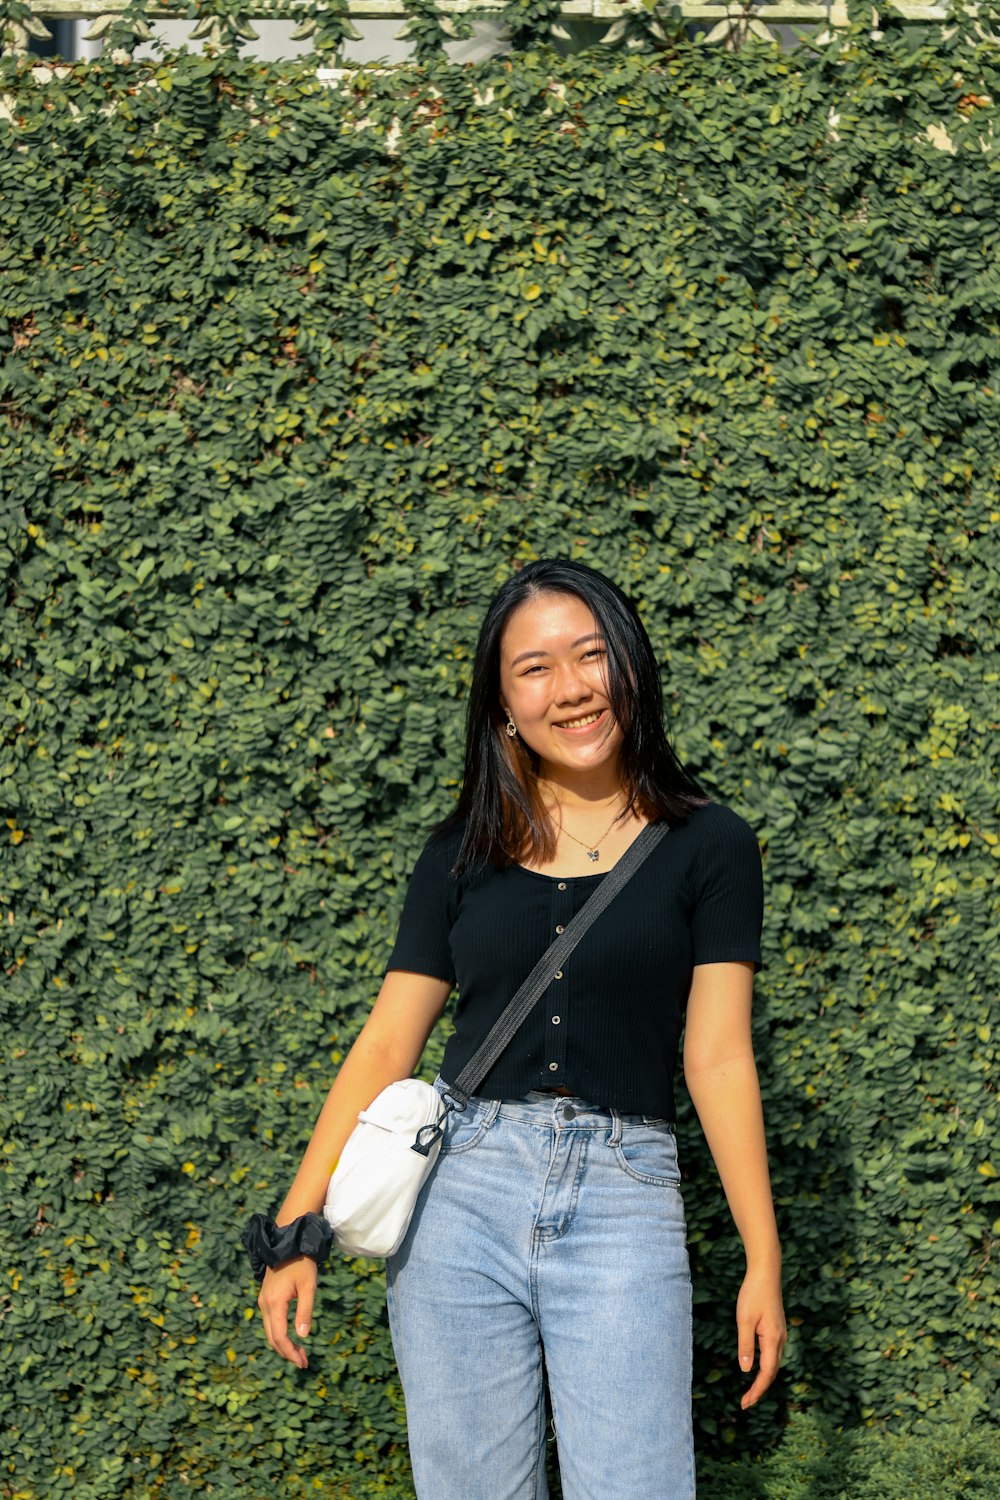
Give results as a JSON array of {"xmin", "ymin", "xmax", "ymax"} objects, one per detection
[{"xmin": 1, "ymin": 7, "xmax": 998, "ymax": 1496}]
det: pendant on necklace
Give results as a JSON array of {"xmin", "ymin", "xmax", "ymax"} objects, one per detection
[{"xmin": 587, "ymin": 849, "xmax": 600, "ymax": 862}]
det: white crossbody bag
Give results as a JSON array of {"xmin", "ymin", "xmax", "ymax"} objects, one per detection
[{"xmin": 322, "ymin": 820, "xmax": 670, "ymax": 1258}]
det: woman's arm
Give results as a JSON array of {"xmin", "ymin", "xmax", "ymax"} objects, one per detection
[
  {"xmin": 682, "ymin": 960, "xmax": 787, "ymax": 1410},
  {"xmin": 257, "ymin": 968, "xmax": 452, "ymax": 1368}
]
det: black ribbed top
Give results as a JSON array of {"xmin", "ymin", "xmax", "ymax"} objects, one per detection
[{"xmin": 385, "ymin": 800, "xmax": 764, "ymax": 1118}]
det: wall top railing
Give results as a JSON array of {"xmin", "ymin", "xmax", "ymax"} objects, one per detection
[{"xmin": 0, "ymin": 0, "xmax": 970, "ymax": 59}]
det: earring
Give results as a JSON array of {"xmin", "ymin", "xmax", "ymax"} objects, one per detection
[{"xmin": 505, "ymin": 714, "xmax": 517, "ymax": 738}]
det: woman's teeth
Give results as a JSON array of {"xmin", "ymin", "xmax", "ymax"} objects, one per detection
[{"xmin": 556, "ymin": 711, "xmax": 603, "ymax": 730}]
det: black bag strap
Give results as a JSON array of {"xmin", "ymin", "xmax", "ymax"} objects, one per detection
[{"xmin": 412, "ymin": 818, "xmax": 670, "ymax": 1152}]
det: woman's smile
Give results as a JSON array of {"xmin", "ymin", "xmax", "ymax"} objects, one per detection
[{"xmin": 552, "ymin": 708, "xmax": 609, "ymax": 735}]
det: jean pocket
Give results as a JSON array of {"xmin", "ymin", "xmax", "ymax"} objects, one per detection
[
  {"xmin": 438, "ymin": 1106, "xmax": 491, "ymax": 1156},
  {"xmin": 613, "ymin": 1122, "xmax": 682, "ymax": 1186}
]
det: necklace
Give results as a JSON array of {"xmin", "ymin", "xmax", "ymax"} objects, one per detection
[{"xmin": 555, "ymin": 796, "xmax": 633, "ymax": 863}]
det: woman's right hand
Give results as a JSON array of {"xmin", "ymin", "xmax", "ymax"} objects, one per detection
[{"xmin": 257, "ymin": 1256, "xmax": 317, "ymax": 1369}]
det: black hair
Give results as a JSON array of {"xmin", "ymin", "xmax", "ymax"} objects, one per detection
[{"xmin": 433, "ymin": 558, "xmax": 712, "ymax": 874}]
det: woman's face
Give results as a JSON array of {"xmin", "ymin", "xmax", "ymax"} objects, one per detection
[{"xmin": 498, "ymin": 591, "xmax": 624, "ymax": 783}]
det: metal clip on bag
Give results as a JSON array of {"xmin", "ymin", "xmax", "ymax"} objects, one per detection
[{"xmin": 323, "ymin": 821, "xmax": 669, "ymax": 1259}]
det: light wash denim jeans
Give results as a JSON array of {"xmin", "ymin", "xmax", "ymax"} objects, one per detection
[{"xmin": 385, "ymin": 1079, "xmax": 695, "ymax": 1500}]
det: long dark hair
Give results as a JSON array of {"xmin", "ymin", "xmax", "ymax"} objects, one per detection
[{"xmin": 433, "ymin": 559, "xmax": 712, "ymax": 874}]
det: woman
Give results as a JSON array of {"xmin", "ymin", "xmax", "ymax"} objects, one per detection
[{"xmin": 255, "ymin": 558, "xmax": 787, "ymax": 1499}]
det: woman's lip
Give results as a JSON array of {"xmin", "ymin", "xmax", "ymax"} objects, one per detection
[{"xmin": 552, "ymin": 708, "xmax": 608, "ymax": 734}]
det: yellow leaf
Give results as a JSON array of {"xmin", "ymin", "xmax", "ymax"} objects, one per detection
[
  {"xmin": 978, "ymin": 1162, "xmax": 996, "ymax": 1177},
  {"xmin": 524, "ymin": 284, "xmax": 542, "ymax": 301}
]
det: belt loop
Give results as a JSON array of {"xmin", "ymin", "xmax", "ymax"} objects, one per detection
[{"xmin": 608, "ymin": 1106, "xmax": 623, "ymax": 1147}]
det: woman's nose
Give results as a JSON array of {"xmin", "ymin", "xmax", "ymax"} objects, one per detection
[{"xmin": 552, "ymin": 663, "xmax": 593, "ymax": 703}]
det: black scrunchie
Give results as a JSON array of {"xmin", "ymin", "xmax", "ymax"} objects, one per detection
[{"xmin": 241, "ymin": 1211, "xmax": 334, "ymax": 1284}]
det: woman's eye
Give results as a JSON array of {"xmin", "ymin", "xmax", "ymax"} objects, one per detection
[{"xmin": 521, "ymin": 650, "xmax": 603, "ymax": 675}]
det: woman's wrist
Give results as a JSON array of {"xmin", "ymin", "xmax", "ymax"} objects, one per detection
[
  {"xmin": 276, "ymin": 1196, "xmax": 326, "ymax": 1227},
  {"xmin": 743, "ymin": 1240, "xmax": 782, "ymax": 1277}
]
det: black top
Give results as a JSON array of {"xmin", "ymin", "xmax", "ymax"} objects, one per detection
[{"xmin": 385, "ymin": 800, "xmax": 764, "ymax": 1118}]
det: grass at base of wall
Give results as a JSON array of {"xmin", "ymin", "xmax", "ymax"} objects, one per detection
[{"xmin": 698, "ymin": 1404, "xmax": 996, "ymax": 1500}]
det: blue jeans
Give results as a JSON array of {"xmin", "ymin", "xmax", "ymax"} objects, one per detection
[{"xmin": 385, "ymin": 1080, "xmax": 695, "ymax": 1500}]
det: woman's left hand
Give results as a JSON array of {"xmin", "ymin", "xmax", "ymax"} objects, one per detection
[{"xmin": 736, "ymin": 1266, "xmax": 787, "ymax": 1409}]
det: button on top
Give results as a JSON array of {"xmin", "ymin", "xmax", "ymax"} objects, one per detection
[
  {"xmin": 557, "ymin": 881, "xmax": 567, "ymax": 891},
  {"xmin": 551, "ymin": 1015, "xmax": 561, "ymax": 1025},
  {"xmin": 554, "ymin": 970, "xmax": 563, "ymax": 980},
  {"xmin": 548, "ymin": 1062, "xmax": 559, "ymax": 1072},
  {"xmin": 562, "ymin": 1105, "xmax": 577, "ymax": 1120},
  {"xmin": 555, "ymin": 924, "xmax": 565, "ymax": 934}
]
